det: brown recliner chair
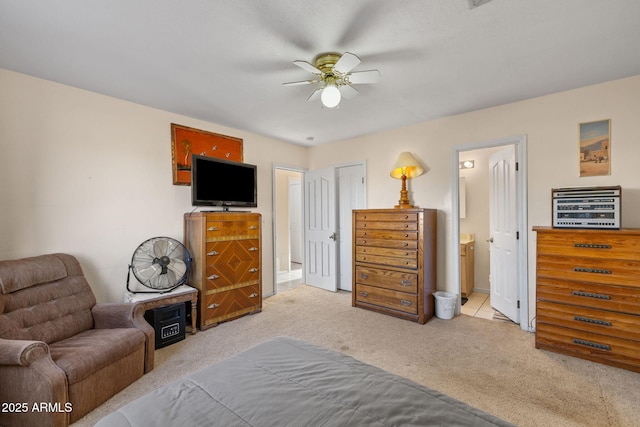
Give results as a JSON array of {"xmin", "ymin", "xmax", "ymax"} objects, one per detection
[{"xmin": 0, "ymin": 253, "xmax": 154, "ymax": 427}]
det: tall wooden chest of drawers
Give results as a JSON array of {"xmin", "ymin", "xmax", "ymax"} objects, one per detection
[
  {"xmin": 352, "ymin": 208, "xmax": 437, "ymax": 324},
  {"xmin": 533, "ymin": 226, "xmax": 640, "ymax": 372},
  {"xmin": 184, "ymin": 212, "xmax": 262, "ymax": 330}
]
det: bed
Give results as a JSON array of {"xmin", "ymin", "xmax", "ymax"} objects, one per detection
[{"xmin": 96, "ymin": 336, "xmax": 514, "ymax": 426}]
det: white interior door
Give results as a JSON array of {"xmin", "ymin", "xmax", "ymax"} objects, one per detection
[
  {"xmin": 304, "ymin": 167, "xmax": 337, "ymax": 292},
  {"xmin": 489, "ymin": 145, "xmax": 519, "ymax": 322},
  {"xmin": 337, "ymin": 164, "xmax": 365, "ymax": 291}
]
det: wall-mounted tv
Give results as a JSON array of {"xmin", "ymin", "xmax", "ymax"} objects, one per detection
[{"xmin": 191, "ymin": 154, "xmax": 257, "ymax": 208}]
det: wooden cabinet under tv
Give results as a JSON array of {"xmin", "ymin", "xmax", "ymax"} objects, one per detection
[
  {"xmin": 184, "ymin": 211, "xmax": 262, "ymax": 330},
  {"xmin": 352, "ymin": 208, "xmax": 437, "ymax": 324},
  {"xmin": 533, "ymin": 226, "xmax": 640, "ymax": 373}
]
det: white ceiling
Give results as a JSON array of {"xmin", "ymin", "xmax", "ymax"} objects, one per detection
[{"xmin": 1, "ymin": 0, "xmax": 640, "ymax": 146}]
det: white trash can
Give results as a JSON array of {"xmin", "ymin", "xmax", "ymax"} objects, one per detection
[{"xmin": 433, "ymin": 291, "xmax": 457, "ymax": 320}]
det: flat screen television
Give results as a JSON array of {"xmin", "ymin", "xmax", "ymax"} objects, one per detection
[{"xmin": 191, "ymin": 154, "xmax": 257, "ymax": 208}]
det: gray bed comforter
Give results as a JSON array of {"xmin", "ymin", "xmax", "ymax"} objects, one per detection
[{"xmin": 96, "ymin": 336, "xmax": 514, "ymax": 426}]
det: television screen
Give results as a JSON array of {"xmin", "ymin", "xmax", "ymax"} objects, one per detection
[{"xmin": 191, "ymin": 155, "xmax": 257, "ymax": 208}]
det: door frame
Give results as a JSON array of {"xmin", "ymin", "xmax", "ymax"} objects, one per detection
[
  {"xmin": 272, "ymin": 163, "xmax": 306, "ymax": 297},
  {"xmin": 450, "ymin": 134, "xmax": 531, "ymax": 332}
]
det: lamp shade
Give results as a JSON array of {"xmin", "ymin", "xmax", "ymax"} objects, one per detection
[{"xmin": 390, "ymin": 152, "xmax": 424, "ymax": 179}]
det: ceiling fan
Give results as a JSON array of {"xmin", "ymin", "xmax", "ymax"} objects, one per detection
[{"xmin": 283, "ymin": 52, "xmax": 380, "ymax": 108}]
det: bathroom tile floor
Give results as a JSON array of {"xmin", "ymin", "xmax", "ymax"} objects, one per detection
[{"xmin": 461, "ymin": 292, "xmax": 498, "ymax": 320}]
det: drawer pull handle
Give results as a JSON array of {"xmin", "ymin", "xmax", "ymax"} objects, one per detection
[
  {"xmin": 360, "ymin": 273, "xmax": 369, "ymax": 279},
  {"xmin": 400, "ymin": 300, "xmax": 412, "ymax": 306},
  {"xmin": 404, "ymin": 215, "xmax": 409, "ymax": 219},
  {"xmin": 572, "ymin": 338, "xmax": 610, "ymax": 351},
  {"xmin": 207, "ymin": 303, "xmax": 219, "ymax": 309},
  {"xmin": 574, "ymin": 316, "xmax": 611, "ymax": 327},
  {"xmin": 207, "ymin": 226, "xmax": 218, "ymax": 231},
  {"xmin": 249, "ymin": 247, "xmax": 259, "ymax": 251},
  {"xmin": 403, "ymin": 243, "xmax": 409, "ymax": 247},
  {"xmin": 404, "ymin": 234, "xmax": 409, "ymax": 237},
  {"xmin": 362, "ymin": 224, "xmax": 367, "ymax": 228},
  {"xmin": 400, "ymin": 279, "xmax": 412, "ymax": 286},
  {"xmin": 249, "ymin": 292, "xmax": 258, "ymax": 298},
  {"xmin": 249, "ymin": 268, "xmax": 258, "ymax": 273},
  {"xmin": 359, "ymin": 291, "xmax": 369, "ymax": 297},
  {"xmin": 249, "ymin": 225, "xmax": 258, "ymax": 230},
  {"xmin": 574, "ymin": 243, "xmax": 611, "ymax": 249},
  {"xmin": 360, "ymin": 240, "xmax": 367, "ymax": 244},
  {"xmin": 574, "ymin": 267, "xmax": 611, "ymax": 275},
  {"xmin": 207, "ymin": 251, "xmax": 219, "ymax": 256},
  {"xmin": 404, "ymin": 261, "xmax": 409, "ymax": 265},
  {"xmin": 207, "ymin": 274, "xmax": 219, "ymax": 280},
  {"xmin": 572, "ymin": 290, "xmax": 611, "ymax": 300},
  {"xmin": 404, "ymin": 224, "xmax": 409, "ymax": 228}
]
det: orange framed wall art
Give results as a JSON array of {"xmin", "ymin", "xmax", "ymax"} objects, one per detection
[{"xmin": 171, "ymin": 123, "xmax": 243, "ymax": 185}]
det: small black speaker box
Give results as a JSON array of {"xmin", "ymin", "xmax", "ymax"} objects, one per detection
[{"xmin": 144, "ymin": 302, "xmax": 186, "ymax": 349}]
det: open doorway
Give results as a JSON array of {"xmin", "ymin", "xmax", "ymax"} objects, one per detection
[
  {"xmin": 452, "ymin": 135, "xmax": 530, "ymax": 331},
  {"xmin": 273, "ymin": 166, "xmax": 304, "ymax": 295}
]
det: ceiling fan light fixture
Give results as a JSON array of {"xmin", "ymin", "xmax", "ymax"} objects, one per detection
[{"xmin": 321, "ymin": 83, "xmax": 341, "ymax": 108}]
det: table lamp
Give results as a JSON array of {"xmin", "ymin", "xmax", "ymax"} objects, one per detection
[{"xmin": 390, "ymin": 152, "xmax": 424, "ymax": 209}]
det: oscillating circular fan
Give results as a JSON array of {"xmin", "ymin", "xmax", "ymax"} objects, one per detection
[
  {"xmin": 126, "ymin": 237, "xmax": 191, "ymax": 293},
  {"xmin": 283, "ymin": 52, "xmax": 380, "ymax": 109}
]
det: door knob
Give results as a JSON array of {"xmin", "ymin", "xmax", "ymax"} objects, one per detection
[
  {"xmin": 486, "ymin": 237, "xmax": 494, "ymax": 243},
  {"xmin": 329, "ymin": 232, "xmax": 337, "ymax": 241}
]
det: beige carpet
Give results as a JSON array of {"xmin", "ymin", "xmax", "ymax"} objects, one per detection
[{"xmin": 74, "ymin": 285, "xmax": 639, "ymax": 426}]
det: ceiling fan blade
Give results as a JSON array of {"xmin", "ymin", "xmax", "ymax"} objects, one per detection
[
  {"xmin": 307, "ymin": 87, "xmax": 322, "ymax": 102},
  {"xmin": 293, "ymin": 60, "xmax": 323, "ymax": 75},
  {"xmin": 339, "ymin": 84, "xmax": 359, "ymax": 100},
  {"xmin": 333, "ymin": 52, "xmax": 361, "ymax": 75},
  {"xmin": 347, "ymin": 69, "xmax": 381, "ymax": 84},
  {"xmin": 283, "ymin": 79, "xmax": 318, "ymax": 86}
]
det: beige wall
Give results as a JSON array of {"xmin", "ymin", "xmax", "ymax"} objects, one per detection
[
  {"xmin": 2, "ymin": 68, "xmax": 639, "ymax": 327},
  {"xmin": 0, "ymin": 69, "xmax": 308, "ymax": 301},
  {"xmin": 309, "ymin": 75, "xmax": 640, "ymax": 327}
]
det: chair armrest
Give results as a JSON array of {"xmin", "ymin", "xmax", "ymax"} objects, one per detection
[
  {"xmin": 0, "ymin": 338, "xmax": 49, "ymax": 366},
  {"xmin": 91, "ymin": 303, "xmax": 155, "ymax": 373},
  {"xmin": 92, "ymin": 302, "xmax": 140, "ymax": 329},
  {"xmin": 0, "ymin": 339, "xmax": 69, "ymax": 427}
]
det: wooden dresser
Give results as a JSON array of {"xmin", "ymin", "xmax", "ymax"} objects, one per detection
[
  {"xmin": 352, "ymin": 208, "xmax": 437, "ymax": 324},
  {"xmin": 533, "ymin": 226, "xmax": 640, "ymax": 372},
  {"xmin": 184, "ymin": 212, "xmax": 262, "ymax": 330}
]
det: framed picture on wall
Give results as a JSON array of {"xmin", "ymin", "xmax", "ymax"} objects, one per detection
[
  {"xmin": 579, "ymin": 119, "xmax": 611, "ymax": 177},
  {"xmin": 171, "ymin": 123, "xmax": 243, "ymax": 185}
]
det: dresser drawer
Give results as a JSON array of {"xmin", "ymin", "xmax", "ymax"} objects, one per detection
[
  {"xmin": 356, "ymin": 221, "xmax": 417, "ymax": 231},
  {"xmin": 355, "ymin": 284, "xmax": 418, "ymax": 315},
  {"xmin": 537, "ymin": 300, "xmax": 640, "ymax": 341},
  {"xmin": 537, "ymin": 277, "xmax": 640, "ymax": 315},
  {"xmin": 536, "ymin": 323, "xmax": 640, "ymax": 372},
  {"xmin": 355, "ymin": 245, "xmax": 417, "ymax": 260},
  {"xmin": 355, "ymin": 230, "xmax": 418, "ymax": 241},
  {"xmin": 206, "ymin": 220, "xmax": 260, "ymax": 240},
  {"xmin": 355, "ymin": 237, "xmax": 418, "ymax": 249},
  {"xmin": 355, "ymin": 212, "xmax": 418, "ymax": 223},
  {"xmin": 537, "ymin": 232, "xmax": 640, "ymax": 261},
  {"xmin": 355, "ymin": 266, "xmax": 418, "ymax": 293},
  {"xmin": 536, "ymin": 255, "xmax": 640, "ymax": 287},
  {"xmin": 201, "ymin": 284, "xmax": 261, "ymax": 327},
  {"xmin": 355, "ymin": 254, "xmax": 417, "ymax": 269}
]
